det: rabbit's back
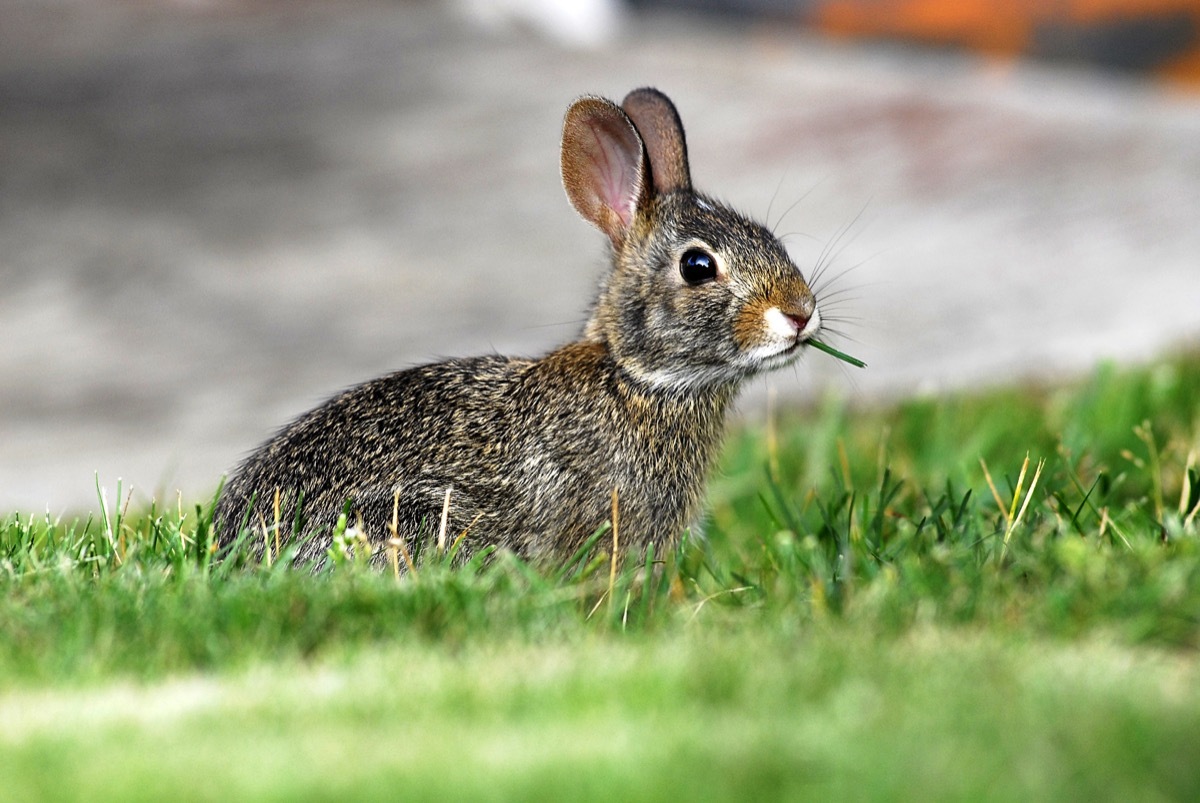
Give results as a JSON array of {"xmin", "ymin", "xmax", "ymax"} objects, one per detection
[{"xmin": 216, "ymin": 354, "xmax": 532, "ymax": 561}]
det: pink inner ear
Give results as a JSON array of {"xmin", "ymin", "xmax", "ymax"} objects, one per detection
[{"xmin": 584, "ymin": 118, "xmax": 641, "ymax": 231}]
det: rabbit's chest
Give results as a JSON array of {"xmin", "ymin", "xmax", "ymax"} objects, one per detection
[{"xmin": 495, "ymin": 404, "xmax": 722, "ymax": 552}]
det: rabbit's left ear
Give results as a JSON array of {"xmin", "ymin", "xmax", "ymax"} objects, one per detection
[
  {"xmin": 622, "ymin": 88, "xmax": 691, "ymax": 195},
  {"xmin": 561, "ymin": 96, "xmax": 650, "ymax": 247}
]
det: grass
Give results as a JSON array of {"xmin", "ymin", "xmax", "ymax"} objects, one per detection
[
  {"xmin": 808, "ymin": 338, "xmax": 868, "ymax": 368},
  {"xmin": 3, "ymin": 633, "xmax": 1197, "ymax": 801},
  {"xmin": 1, "ymin": 353, "xmax": 1199, "ymax": 800}
]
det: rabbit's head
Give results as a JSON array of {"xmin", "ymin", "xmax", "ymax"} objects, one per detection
[{"xmin": 562, "ymin": 88, "xmax": 820, "ymax": 393}]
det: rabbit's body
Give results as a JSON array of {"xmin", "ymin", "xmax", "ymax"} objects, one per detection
[
  {"xmin": 216, "ymin": 88, "xmax": 822, "ymax": 566},
  {"xmin": 217, "ymin": 342, "xmax": 732, "ymax": 564}
]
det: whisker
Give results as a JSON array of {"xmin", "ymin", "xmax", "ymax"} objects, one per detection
[
  {"xmin": 813, "ymin": 256, "xmax": 877, "ymax": 292},
  {"xmin": 766, "ymin": 172, "xmax": 788, "ymax": 231},
  {"xmin": 525, "ymin": 318, "xmax": 590, "ymax": 330},
  {"xmin": 813, "ymin": 286, "xmax": 862, "ymax": 303},
  {"xmin": 818, "ymin": 328, "xmax": 867, "ymax": 347},
  {"xmin": 768, "ymin": 178, "xmax": 825, "ymax": 234},
  {"xmin": 817, "ymin": 317, "xmax": 867, "ymax": 331},
  {"xmin": 778, "ymin": 231, "xmax": 823, "ymax": 246},
  {"xmin": 812, "ymin": 201, "xmax": 872, "ymax": 283}
]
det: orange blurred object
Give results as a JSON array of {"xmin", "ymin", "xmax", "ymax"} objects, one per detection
[{"xmin": 815, "ymin": 0, "xmax": 1200, "ymax": 87}]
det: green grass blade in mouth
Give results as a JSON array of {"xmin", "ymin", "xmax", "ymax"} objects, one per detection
[{"xmin": 808, "ymin": 339, "xmax": 867, "ymax": 368}]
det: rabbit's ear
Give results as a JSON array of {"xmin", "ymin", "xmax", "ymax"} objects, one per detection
[
  {"xmin": 561, "ymin": 96, "xmax": 650, "ymax": 246},
  {"xmin": 621, "ymin": 88, "xmax": 691, "ymax": 194}
]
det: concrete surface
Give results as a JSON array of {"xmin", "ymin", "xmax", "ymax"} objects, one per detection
[{"xmin": 2, "ymin": 0, "xmax": 1199, "ymax": 513}]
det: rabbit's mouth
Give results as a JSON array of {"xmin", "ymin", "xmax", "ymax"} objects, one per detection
[{"xmin": 757, "ymin": 339, "xmax": 807, "ymax": 370}]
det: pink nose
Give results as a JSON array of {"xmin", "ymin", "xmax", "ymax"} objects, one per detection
[{"xmin": 784, "ymin": 312, "xmax": 809, "ymax": 334}]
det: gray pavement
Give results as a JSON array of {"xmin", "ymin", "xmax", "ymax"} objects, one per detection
[{"xmin": 3, "ymin": 1, "xmax": 1199, "ymax": 513}]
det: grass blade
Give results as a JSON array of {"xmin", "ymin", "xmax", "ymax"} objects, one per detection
[{"xmin": 809, "ymin": 339, "xmax": 867, "ymax": 368}]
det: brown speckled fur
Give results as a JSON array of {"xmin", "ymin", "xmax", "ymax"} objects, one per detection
[{"xmin": 215, "ymin": 88, "xmax": 819, "ymax": 567}]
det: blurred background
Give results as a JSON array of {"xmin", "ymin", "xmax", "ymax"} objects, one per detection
[{"xmin": 2, "ymin": 0, "xmax": 1199, "ymax": 513}]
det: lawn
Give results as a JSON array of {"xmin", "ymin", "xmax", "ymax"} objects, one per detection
[{"xmin": 1, "ymin": 353, "xmax": 1197, "ymax": 801}]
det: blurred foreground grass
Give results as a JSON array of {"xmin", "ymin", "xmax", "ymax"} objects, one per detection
[{"xmin": 1, "ymin": 352, "xmax": 1198, "ymax": 800}]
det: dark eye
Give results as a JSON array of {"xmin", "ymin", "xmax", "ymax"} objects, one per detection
[{"xmin": 679, "ymin": 248, "xmax": 718, "ymax": 285}]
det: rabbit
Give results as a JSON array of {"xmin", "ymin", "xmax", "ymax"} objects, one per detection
[{"xmin": 214, "ymin": 87, "xmax": 821, "ymax": 567}]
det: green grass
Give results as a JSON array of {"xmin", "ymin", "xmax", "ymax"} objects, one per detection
[
  {"xmin": 808, "ymin": 338, "xmax": 868, "ymax": 368},
  {"xmin": 2, "ymin": 353, "xmax": 1199, "ymax": 800}
]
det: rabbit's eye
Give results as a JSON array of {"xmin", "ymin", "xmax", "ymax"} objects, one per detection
[{"xmin": 680, "ymin": 249, "xmax": 718, "ymax": 285}]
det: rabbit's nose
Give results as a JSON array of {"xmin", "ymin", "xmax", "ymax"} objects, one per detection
[
  {"xmin": 785, "ymin": 308, "xmax": 821, "ymax": 340},
  {"xmin": 784, "ymin": 312, "xmax": 808, "ymax": 331}
]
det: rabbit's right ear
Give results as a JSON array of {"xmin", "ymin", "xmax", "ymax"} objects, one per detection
[{"xmin": 561, "ymin": 97, "xmax": 650, "ymax": 247}]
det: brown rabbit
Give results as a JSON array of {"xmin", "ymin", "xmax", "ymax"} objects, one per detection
[{"xmin": 215, "ymin": 88, "xmax": 821, "ymax": 566}]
